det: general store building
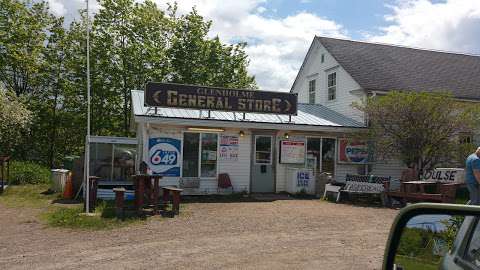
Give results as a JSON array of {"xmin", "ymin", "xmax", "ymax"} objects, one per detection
[{"xmin": 130, "ymin": 37, "xmax": 480, "ymax": 194}]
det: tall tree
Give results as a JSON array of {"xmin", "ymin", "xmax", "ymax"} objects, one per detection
[
  {"xmin": 167, "ymin": 7, "xmax": 256, "ymax": 89},
  {"xmin": 0, "ymin": 89, "xmax": 31, "ymax": 156},
  {"xmin": 0, "ymin": 0, "xmax": 257, "ymax": 166},
  {"xmin": 355, "ymin": 91, "xmax": 480, "ymax": 177},
  {"xmin": 0, "ymin": 0, "xmax": 51, "ymax": 96}
]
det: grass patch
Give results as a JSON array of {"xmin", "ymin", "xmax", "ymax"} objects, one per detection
[
  {"xmin": 0, "ymin": 184, "xmax": 59, "ymax": 208},
  {"xmin": 42, "ymin": 201, "xmax": 145, "ymax": 230},
  {"xmin": 395, "ymin": 255, "xmax": 439, "ymax": 270},
  {"xmin": 0, "ymin": 185, "xmax": 148, "ymax": 230}
]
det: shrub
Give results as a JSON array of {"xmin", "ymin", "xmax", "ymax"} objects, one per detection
[{"xmin": 8, "ymin": 161, "xmax": 51, "ymax": 185}]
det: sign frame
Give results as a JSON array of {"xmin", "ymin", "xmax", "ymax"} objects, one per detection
[
  {"xmin": 219, "ymin": 135, "xmax": 239, "ymax": 161},
  {"xmin": 148, "ymin": 137, "xmax": 182, "ymax": 177},
  {"xmin": 279, "ymin": 140, "xmax": 306, "ymax": 164},
  {"xmin": 144, "ymin": 82, "xmax": 298, "ymax": 115},
  {"xmin": 337, "ymin": 138, "xmax": 370, "ymax": 164}
]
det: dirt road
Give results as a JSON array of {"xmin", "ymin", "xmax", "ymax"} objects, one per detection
[{"xmin": 0, "ymin": 199, "xmax": 396, "ymax": 270}]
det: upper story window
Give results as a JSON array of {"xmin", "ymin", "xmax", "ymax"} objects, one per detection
[
  {"xmin": 459, "ymin": 133, "xmax": 473, "ymax": 144},
  {"xmin": 321, "ymin": 54, "xmax": 325, "ymax": 63},
  {"xmin": 308, "ymin": 79, "xmax": 316, "ymax": 104},
  {"xmin": 327, "ymin": 72, "xmax": 336, "ymax": 101}
]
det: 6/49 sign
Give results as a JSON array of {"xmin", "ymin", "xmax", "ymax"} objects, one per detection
[
  {"xmin": 150, "ymin": 150, "xmax": 177, "ymax": 165},
  {"xmin": 148, "ymin": 137, "xmax": 181, "ymax": 176}
]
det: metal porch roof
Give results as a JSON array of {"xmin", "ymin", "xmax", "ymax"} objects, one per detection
[{"xmin": 131, "ymin": 90, "xmax": 364, "ymax": 128}]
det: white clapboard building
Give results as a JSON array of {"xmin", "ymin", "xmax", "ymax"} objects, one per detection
[
  {"xmin": 130, "ymin": 37, "xmax": 480, "ymax": 195},
  {"xmin": 291, "ymin": 37, "xmax": 480, "ymax": 180}
]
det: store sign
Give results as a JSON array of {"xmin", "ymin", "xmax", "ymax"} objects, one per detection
[
  {"xmin": 338, "ymin": 139, "xmax": 369, "ymax": 164},
  {"xmin": 148, "ymin": 137, "xmax": 181, "ymax": 176},
  {"xmin": 219, "ymin": 135, "xmax": 239, "ymax": 161},
  {"xmin": 280, "ymin": 140, "xmax": 305, "ymax": 164},
  {"xmin": 421, "ymin": 168, "xmax": 465, "ymax": 183},
  {"xmin": 145, "ymin": 82, "xmax": 298, "ymax": 115}
]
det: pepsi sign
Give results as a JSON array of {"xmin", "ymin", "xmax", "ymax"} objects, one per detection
[{"xmin": 338, "ymin": 139, "xmax": 369, "ymax": 164}]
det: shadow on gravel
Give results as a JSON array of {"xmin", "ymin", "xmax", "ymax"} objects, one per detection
[{"xmin": 182, "ymin": 193, "xmax": 320, "ymax": 204}]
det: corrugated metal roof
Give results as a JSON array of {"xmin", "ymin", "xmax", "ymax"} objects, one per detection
[{"xmin": 131, "ymin": 90, "xmax": 364, "ymax": 128}]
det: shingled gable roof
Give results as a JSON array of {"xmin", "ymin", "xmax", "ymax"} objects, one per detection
[{"xmin": 292, "ymin": 36, "xmax": 480, "ymax": 100}]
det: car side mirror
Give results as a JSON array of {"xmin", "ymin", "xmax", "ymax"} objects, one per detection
[{"xmin": 383, "ymin": 203, "xmax": 480, "ymax": 270}]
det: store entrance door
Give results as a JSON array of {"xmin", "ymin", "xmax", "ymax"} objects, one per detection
[{"xmin": 251, "ymin": 135, "xmax": 275, "ymax": 193}]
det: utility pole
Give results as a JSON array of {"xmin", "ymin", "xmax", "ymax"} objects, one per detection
[{"xmin": 84, "ymin": 0, "xmax": 91, "ymax": 214}]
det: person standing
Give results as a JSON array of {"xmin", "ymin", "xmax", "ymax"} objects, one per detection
[{"xmin": 466, "ymin": 147, "xmax": 480, "ymax": 205}]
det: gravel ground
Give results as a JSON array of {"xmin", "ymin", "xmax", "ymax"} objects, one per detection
[{"xmin": 0, "ymin": 198, "xmax": 397, "ymax": 270}]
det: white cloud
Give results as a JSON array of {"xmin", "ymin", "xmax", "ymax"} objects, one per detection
[
  {"xmin": 367, "ymin": 0, "xmax": 480, "ymax": 54},
  {"xmin": 46, "ymin": 0, "xmax": 67, "ymax": 16},
  {"xmin": 44, "ymin": 0, "xmax": 101, "ymax": 24},
  {"xmin": 155, "ymin": 0, "xmax": 347, "ymax": 91},
  {"xmin": 256, "ymin": 6, "xmax": 267, "ymax": 14}
]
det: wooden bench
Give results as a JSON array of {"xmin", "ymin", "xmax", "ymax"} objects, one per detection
[
  {"xmin": 162, "ymin": 186, "xmax": 183, "ymax": 215},
  {"xmin": 337, "ymin": 174, "xmax": 391, "ymax": 203}
]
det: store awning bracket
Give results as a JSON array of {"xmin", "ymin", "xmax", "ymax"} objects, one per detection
[
  {"xmin": 146, "ymin": 106, "xmax": 163, "ymax": 116},
  {"xmin": 198, "ymin": 109, "xmax": 212, "ymax": 119}
]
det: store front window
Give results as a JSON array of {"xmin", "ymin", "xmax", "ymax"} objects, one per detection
[
  {"xmin": 255, "ymin": 136, "xmax": 272, "ymax": 164},
  {"xmin": 306, "ymin": 138, "xmax": 321, "ymax": 173},
  {"xmin": 90, "ymin": 142, "xmax": 136, "ymax": 182},
  {"xmin": 201, "ymin": 133, "xmax": 218, "ymax": 177},
  {"xmin": 321, "ymin": 138, "xmax": 335, "ymax": 174},
  {"xmin": 306, "ymin": 137, "xmax": 335, "ymax": 174},
  {"xmin": 182, "ymin": 132, "xmax": 218, "ymax": 178}
]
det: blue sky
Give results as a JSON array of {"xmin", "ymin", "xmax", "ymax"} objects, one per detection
[
  {"xmin": 47, "ymin": 0, "xmax": 480, "ymax": 91},
  {"xmin": 261, "ymin": 0, "xmax": 394, "ymax": 39}
]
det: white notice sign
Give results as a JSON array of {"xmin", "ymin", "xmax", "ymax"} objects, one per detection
[
  {"xmin": 280, "ymin": 140, "xmax": 305, "ymax": 164},
  {"xmin": 219, "ymin": 135, "xmax": 239, "ymax": 161}
]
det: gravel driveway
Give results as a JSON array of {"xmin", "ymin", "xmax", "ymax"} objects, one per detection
[{"xmin": 0, "ymin": 198, "xmax": 396, "ymax": 270}]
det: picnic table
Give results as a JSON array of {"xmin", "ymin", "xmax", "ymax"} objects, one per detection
[
  {"xmin": 125, "ymin": 175, "xmax": 183, "ymax": 217},
  {"xmin": 384, "ymin": 180, "xmax": 460, "ymax": 206},
  {"xmin": 132, "ymin": 174, "xmax": 162, "ymax": 214}
]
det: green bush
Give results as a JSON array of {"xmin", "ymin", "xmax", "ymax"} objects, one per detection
[{"xmin": 8, "ymin": 161, "xmax": 51, "ymax": 185}]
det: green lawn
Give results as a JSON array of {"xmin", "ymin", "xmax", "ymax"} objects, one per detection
[
  {"xmin": 43, "ymin": 200, "xmax": 146, "ymax": 230},
  {"xmin": 395, "ymin": 255, "xmax": 439, "ymax": 270},
  {"xmin": 0, "ymin": 184, "xmax": 59, "ymax": 208},
  {"xmin": 0, "ymin": 185, "xmax": 148, "ymax": 230}
]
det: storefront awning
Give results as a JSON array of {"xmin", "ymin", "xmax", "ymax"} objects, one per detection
[{"xmin": 131, "ymin": 90, "xmax": 365, "ymax": 132}]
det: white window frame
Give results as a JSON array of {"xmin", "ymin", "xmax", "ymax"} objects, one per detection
[
  {"xmin": 327, "ymin": 71, "xmax": 337, "ymax": 101},
  {"xmin": 308, "ymin": 79, "xmax": 316, "ymax": 104},
  {"xmin": 181, "ymin": 131, "xmax": 219, "ymax": 179},
  {"xmin": 459, "ymin": 133, "xmax": 473, "ymax": 144},
  {"xmin": 254, "ymin": 135, "xmax": 273, "ymax": 165}
]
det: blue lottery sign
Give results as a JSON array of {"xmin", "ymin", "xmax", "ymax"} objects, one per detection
[{"xmin": 148, "ymin": 137, "xmax": 181, "ymax": 176}]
